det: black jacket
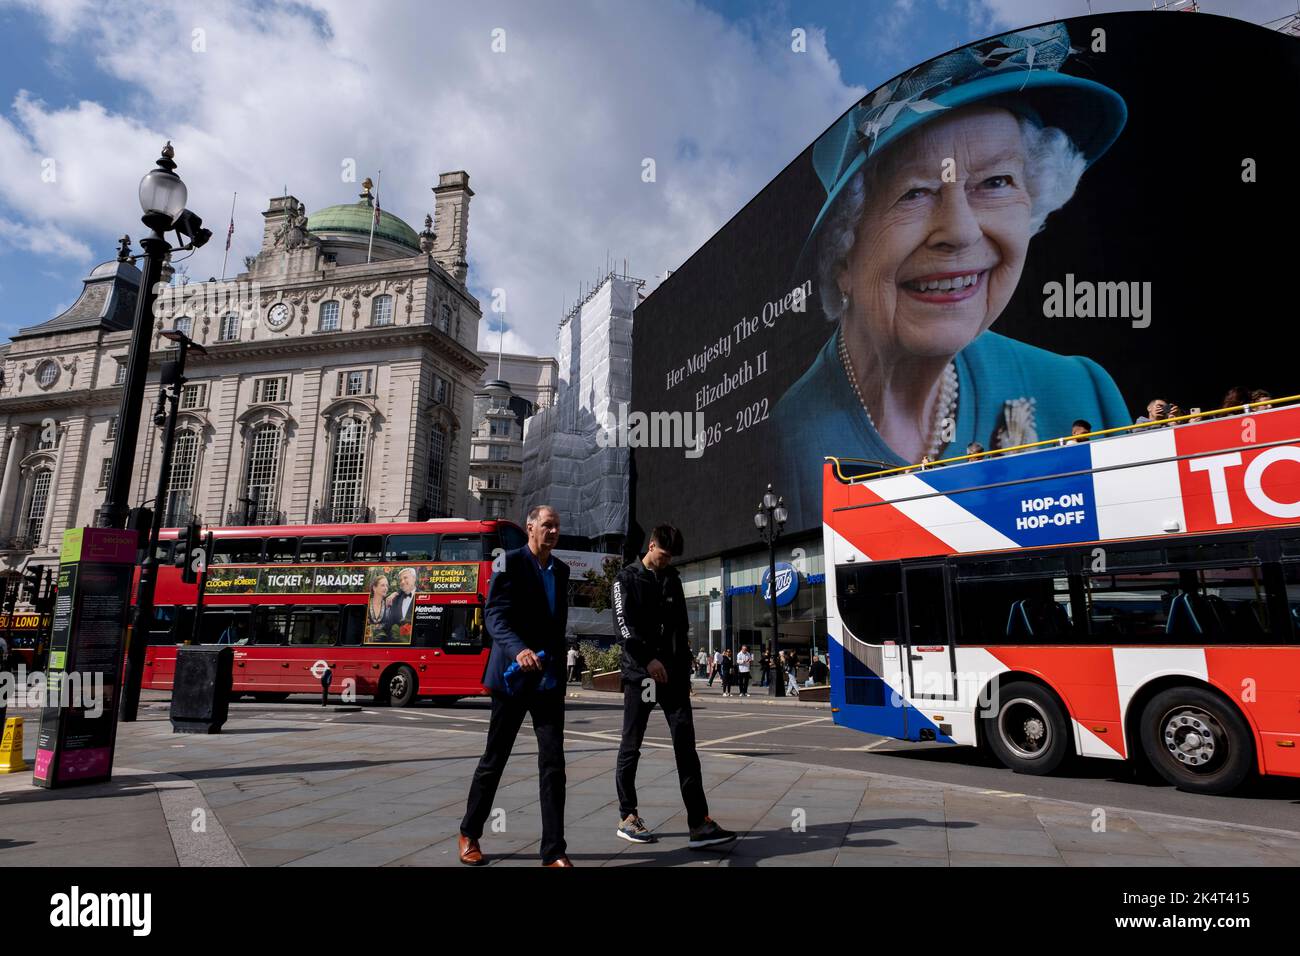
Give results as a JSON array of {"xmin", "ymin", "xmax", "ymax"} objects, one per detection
[{"xmin": 612, "ymin": 560, "xmax": 691, "ymax": 684}]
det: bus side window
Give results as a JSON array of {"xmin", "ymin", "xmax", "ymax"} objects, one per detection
[
  {"xmin": 439, "ymin": 535, "xmax": 483, "ymax": 562},
  {"xmin": 836, "ymin": 563, "xmax": 901, "ymax": 645},
  {"xmin": 300, "ymin": 537, "xmax": 349, "ymax": 563},
  {"xmin": 148, "ymin": 606, "xmax": 178, "ymax": 645},
  {"xmin": 266, "ymin": 536, "xmax": 299, "ymax": 563},
  {"xmin": 255, "ymin": 609, "xmax": 291, "ymax": 645},
  {"xmin": 212, "ymin": 537, "xmax": 264, "ymax": 565},
  {"xmin": 350, "ymin": 535, "xmax": 383, "ymax": 562},
  {"xmin": 341, "ymin": 606, "xmax": 365, "ymax": 646},
  {"xmin": 386, "ymin": 534, "xmax": 438, "ymax": 562}
]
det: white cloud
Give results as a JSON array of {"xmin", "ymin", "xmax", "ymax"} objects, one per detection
[
  {"xmin": 972, "ymin": 0, "xmax": 1298, "ymax": 29},
  {"xmin": 0, "ymin": 215, "xmax": 93, "ymax": 259},
  {"xmin": 0, "ymin": 0, "xmax": 863, "ymax": 358}
]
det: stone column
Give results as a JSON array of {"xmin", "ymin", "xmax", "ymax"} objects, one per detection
[{"xmin": 0, "ymin": 426, "xmax": 25, "ymax": 534}]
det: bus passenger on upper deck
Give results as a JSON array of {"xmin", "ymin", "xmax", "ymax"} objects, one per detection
[{"xmin": 774, "ymin": 22, "xmax": 1131, "ymax": 523}]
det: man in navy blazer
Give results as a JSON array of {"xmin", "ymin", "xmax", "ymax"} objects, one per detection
[{"xmin": 460, "ymin": 505, "xmax": 572, "ymax": 866}]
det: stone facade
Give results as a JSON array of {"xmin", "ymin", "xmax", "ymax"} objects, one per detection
[{"xmin": 0, "ymin": 174, "xmax": 484, "ymax": 601}]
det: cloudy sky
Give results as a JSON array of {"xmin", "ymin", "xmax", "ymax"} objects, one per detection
[{"xmin": 0, "ymin": 0, "xmax": 1294, "ymax": 355}]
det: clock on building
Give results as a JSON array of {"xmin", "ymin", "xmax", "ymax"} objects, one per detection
[{"xmin": 266, "ymin": 302, "xmax": 291, "ymax": 331}]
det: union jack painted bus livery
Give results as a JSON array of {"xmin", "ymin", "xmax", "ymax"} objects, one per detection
[{"xmin": 823, "ymin": 401, "xmax": 1300, "ymax": 793}]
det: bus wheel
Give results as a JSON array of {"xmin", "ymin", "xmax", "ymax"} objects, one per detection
[
  {"xmin": 983, "ymin": 681, "xmax": 1070, "ymax": 776},
  {"xmin": 385, "ymin": 666, "xmax": 418, "ymax": 708},
  {"xmin": 1139, "ymin": 687, "xmax": 1254, "ymax": 795}
]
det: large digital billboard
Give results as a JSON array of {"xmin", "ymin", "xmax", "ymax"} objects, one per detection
[{"xmin": 630, "ymin": 12, "xmax": 1300, "ymax": 562}]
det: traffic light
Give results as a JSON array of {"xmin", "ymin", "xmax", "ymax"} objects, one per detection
[
  {"xmin": 175, "ymin": 521, "xmax": 204, "ymax": 584},
  {"xmin": 23, "ymin": 565, "xmax": 42, "ymax": 602}
]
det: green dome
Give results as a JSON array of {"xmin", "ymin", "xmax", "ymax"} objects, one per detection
[{"xmin": 307, "ymin": 201, "xmax": 421, "ymax": 251}]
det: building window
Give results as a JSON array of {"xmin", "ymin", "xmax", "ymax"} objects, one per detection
[
  {"xmin": 36, "ymin": 361, "xmax": 58, "ymax": 389},
  {"xmin": 485, "ymin": 473, "xmax": 508, "ymax": 490},
  {"xmin": 485, "ymin": 499, "xmax": 508, "ymax": 519},
  {"xmin": 218, "ymin": 313, "xmax": 240, "ymax": 342},
  {"xmin": 106, "ymin": 416, "xmax": 119, "ymax": 441},
  {"xmin": 180, "ymin": 383, "xmax": 207, "ymax": 410},
  {"xmin": 328, "ymin": 417, "xmax": 368, "ymax": 522},
  {"xmin": 37, "ymin": 425, "xmax": 59, "ymax": 450},
  {"xmin": 434, "ymin": 374, "xmax": 450, "ymax": 406},
  {"xmin": 114, "ymin": 359, "xmax": 127, "ymax": 385},
  {"xmin": 319, "ymin": 300, "xmax": 340, "ymax": 332},
  {"xmin": 243, "ymin": 424, "xmax": 282, "ymax": 518},
  {"xmin": 490, "ymin": 418, "xmax": 513, "ymax": 437},
  {"xmin": 255, "ymin": 377, "xmax": 288, "ymax": 403},
  {"xmin": 488, "ymin": 444, "xmax": 509, "ymax": 461},
  {"xmin": 97, "ymin": 457, "xmax": 113, "ymax": 489},
  {"xmin": 425, "ymin": 425, "xmax": 447, "ymax": 517},
  {"xmin": 337, "ymin": 370, "xmax": 371, "ymax": 397},
  {"xmin": 170, "ymin": 316, "xmax": 193, "ymax": 347},
  {"xmin": 164, "ymin": 430, "xmax": 200, "ymax": 526},
  {"xmin": 438, "ymin": 303, "xmax": 452, "ymax": 333},
  {"xmin": 370, "ymin": 295, "xmax": 393, "ymax": 327},
  {"xmin": 23, "ymin": 469, "xmax": 53, "ymax": 543}
]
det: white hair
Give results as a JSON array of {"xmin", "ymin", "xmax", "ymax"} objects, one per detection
[{"xmin": 817, "ymin": 113, "xmax": 1087, "ymax": 323}]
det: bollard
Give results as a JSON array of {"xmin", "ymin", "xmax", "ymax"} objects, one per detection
[
  {"xmin": 170, "ymin": 646, "xmax": 233, "ymax": 734},
  {"xmin": 0, "ymin": 717, "xmax": 27, "ymax": 773}
]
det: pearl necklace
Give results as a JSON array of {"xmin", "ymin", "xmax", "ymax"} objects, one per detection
[{"xmin": 837, "ymin": 328, "xmax": 959, "ymax": 462}]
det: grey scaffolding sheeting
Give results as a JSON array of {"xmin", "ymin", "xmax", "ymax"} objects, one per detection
[{"xmin": 519, "ymin": 272, "xmax": 640, "ymax": 540}]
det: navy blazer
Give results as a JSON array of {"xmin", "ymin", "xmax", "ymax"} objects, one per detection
[{"xmin": 481, "ymin": 546, "xmax": 570, "ymax": 695}]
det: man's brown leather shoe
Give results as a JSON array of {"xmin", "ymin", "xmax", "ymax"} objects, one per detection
[
  {"xmin": 542, "ymin": 856, "xmax": 574, "ymax": 867},
  {"xmin": 459, "ymin": 834, "xmax": 485, "ymax": 866}
]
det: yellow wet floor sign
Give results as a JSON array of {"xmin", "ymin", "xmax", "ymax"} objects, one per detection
[{"xmin": 0, "ymin": 717, "xmax": 27, "ymax": 773}]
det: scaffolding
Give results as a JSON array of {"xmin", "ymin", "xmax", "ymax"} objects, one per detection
[{"xmin": 520, "ymin": 271, "xmax": 642, "ymax": 543}]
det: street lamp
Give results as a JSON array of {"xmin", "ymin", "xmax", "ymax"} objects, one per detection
[
  {"xmin": 754, "ymin": 483, "xmax": 788, "ymax": 697},
  {"xmin": 104, "ymin": 142, "xmax": 209, "ymax": 722},
  {"xmin": 102, "ymin": 142, "xmax": 207, "ymax": 530}
]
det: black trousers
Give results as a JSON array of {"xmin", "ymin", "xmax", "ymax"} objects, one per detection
[
  {"xmin": 738, "ymin": 672, "xmax": 751, "ymax": 695},
  {"xmin": 462, "ymin": 688, "xmax": 566, "ymax": 864},
  {"xmin": 616, "ymin": 679, "xmax": 709, "ymax": 829}
]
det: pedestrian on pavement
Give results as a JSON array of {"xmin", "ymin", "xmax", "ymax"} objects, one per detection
[
  {"xmin": 611, "ymin": 524, "xmax": 736, "ymax": 850},
  {"xmin": 567, "ymin": 644, "xmax": 579, "ymax": 683},
  {"xmin": 696, "ymin": 649, "xmax": 709, "ymax": 679},
  {"xmin": 760, "ymin": 652, "xmax": 771, "ymax": 688},
  {"xmin": 735, "ymin": 645, "xmax": 753, "ymax": 697},
  {"xmin": 719, "ymin": 649, "xmax": 734, "ymax": 697},
  {"xmin": 809, "ymin": 654, "xmax": 829, "ymax": 685},
  {"xmin": 784, "ymin": 651, "xmax": 800, "ymax": 697},
  {"xmin": 460, "ymin": 505, "xmax": 573, "ymax": 867},
  {"xmin": 709, "ymin": 648, "xmax": 722, "ymax": 686}
]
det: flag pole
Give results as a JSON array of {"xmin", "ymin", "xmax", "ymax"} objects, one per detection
[
  {"xmin": 220, "ymin": 191, "xmax": 237, "ymax": 281},
  {"xmin": 366, "ymin": 170, "xmax": 382, "ymax": 264}
]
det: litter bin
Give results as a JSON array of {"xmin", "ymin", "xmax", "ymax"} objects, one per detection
[{"xmin": 170, "ymin": 645, "xmax": 233, "ymax": 734}]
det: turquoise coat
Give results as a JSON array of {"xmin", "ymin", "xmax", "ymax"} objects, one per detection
[{"xmin": 772, "ymin": 329, "xmax": 1130, "ymax": 526}]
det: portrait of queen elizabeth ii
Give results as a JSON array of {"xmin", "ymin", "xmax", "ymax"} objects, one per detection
[{"xmin": 774, "ymin": 23, "xmax": 1132, "ymax": 522}]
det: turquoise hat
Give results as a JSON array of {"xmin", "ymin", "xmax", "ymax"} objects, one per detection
[{"xmin": 804, "ymin": 22, "xmax": 1127, "ymax": 255}]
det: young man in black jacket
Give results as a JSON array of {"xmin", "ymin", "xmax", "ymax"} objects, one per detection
[{"xmin": 611, "ymin": 524, "xmax": 736, "ymax": 849}]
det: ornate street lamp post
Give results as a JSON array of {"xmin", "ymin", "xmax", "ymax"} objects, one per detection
[
  {"xmin": 754, "ymin": 484, "xmax": 788, "ymax": 697},
  {"xmin": 104, "ymin": 142, "xmax": 210, "ymax": 722}
]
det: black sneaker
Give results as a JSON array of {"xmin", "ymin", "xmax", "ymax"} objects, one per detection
[
  {"xmin": 687, "ymin": 817, "xmax": 737, "ymax": 849},
  {"xmin": 617, "ymin": 814, "xmax": 657, "ymax": 844}
]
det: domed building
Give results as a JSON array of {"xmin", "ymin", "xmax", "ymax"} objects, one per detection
[{"xmin": 0, "ymin": 171, "xmax": 485, "ymax": 600}]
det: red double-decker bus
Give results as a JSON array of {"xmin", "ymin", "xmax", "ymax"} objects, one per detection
[{"xmin": 141, "ymin": 518, "xmax": 527, "ymax": 706}]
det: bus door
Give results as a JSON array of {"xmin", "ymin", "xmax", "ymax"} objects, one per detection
[
  {"xmin": 417, "ymin": 603, "xmax": 488, "ymax": 691},
  {"xmin": 903, "ymin": 563, "xmax": 957, "ymax": 725}
]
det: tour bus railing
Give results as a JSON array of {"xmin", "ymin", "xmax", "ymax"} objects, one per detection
[{"xmin": 827, "ymin": 393, "xmax": 1300, "ymax": 484}]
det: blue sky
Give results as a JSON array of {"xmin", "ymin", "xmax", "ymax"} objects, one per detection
[{"xmin": 1, "ymin": 0, "xmax": 1295, "ymax": 353}]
